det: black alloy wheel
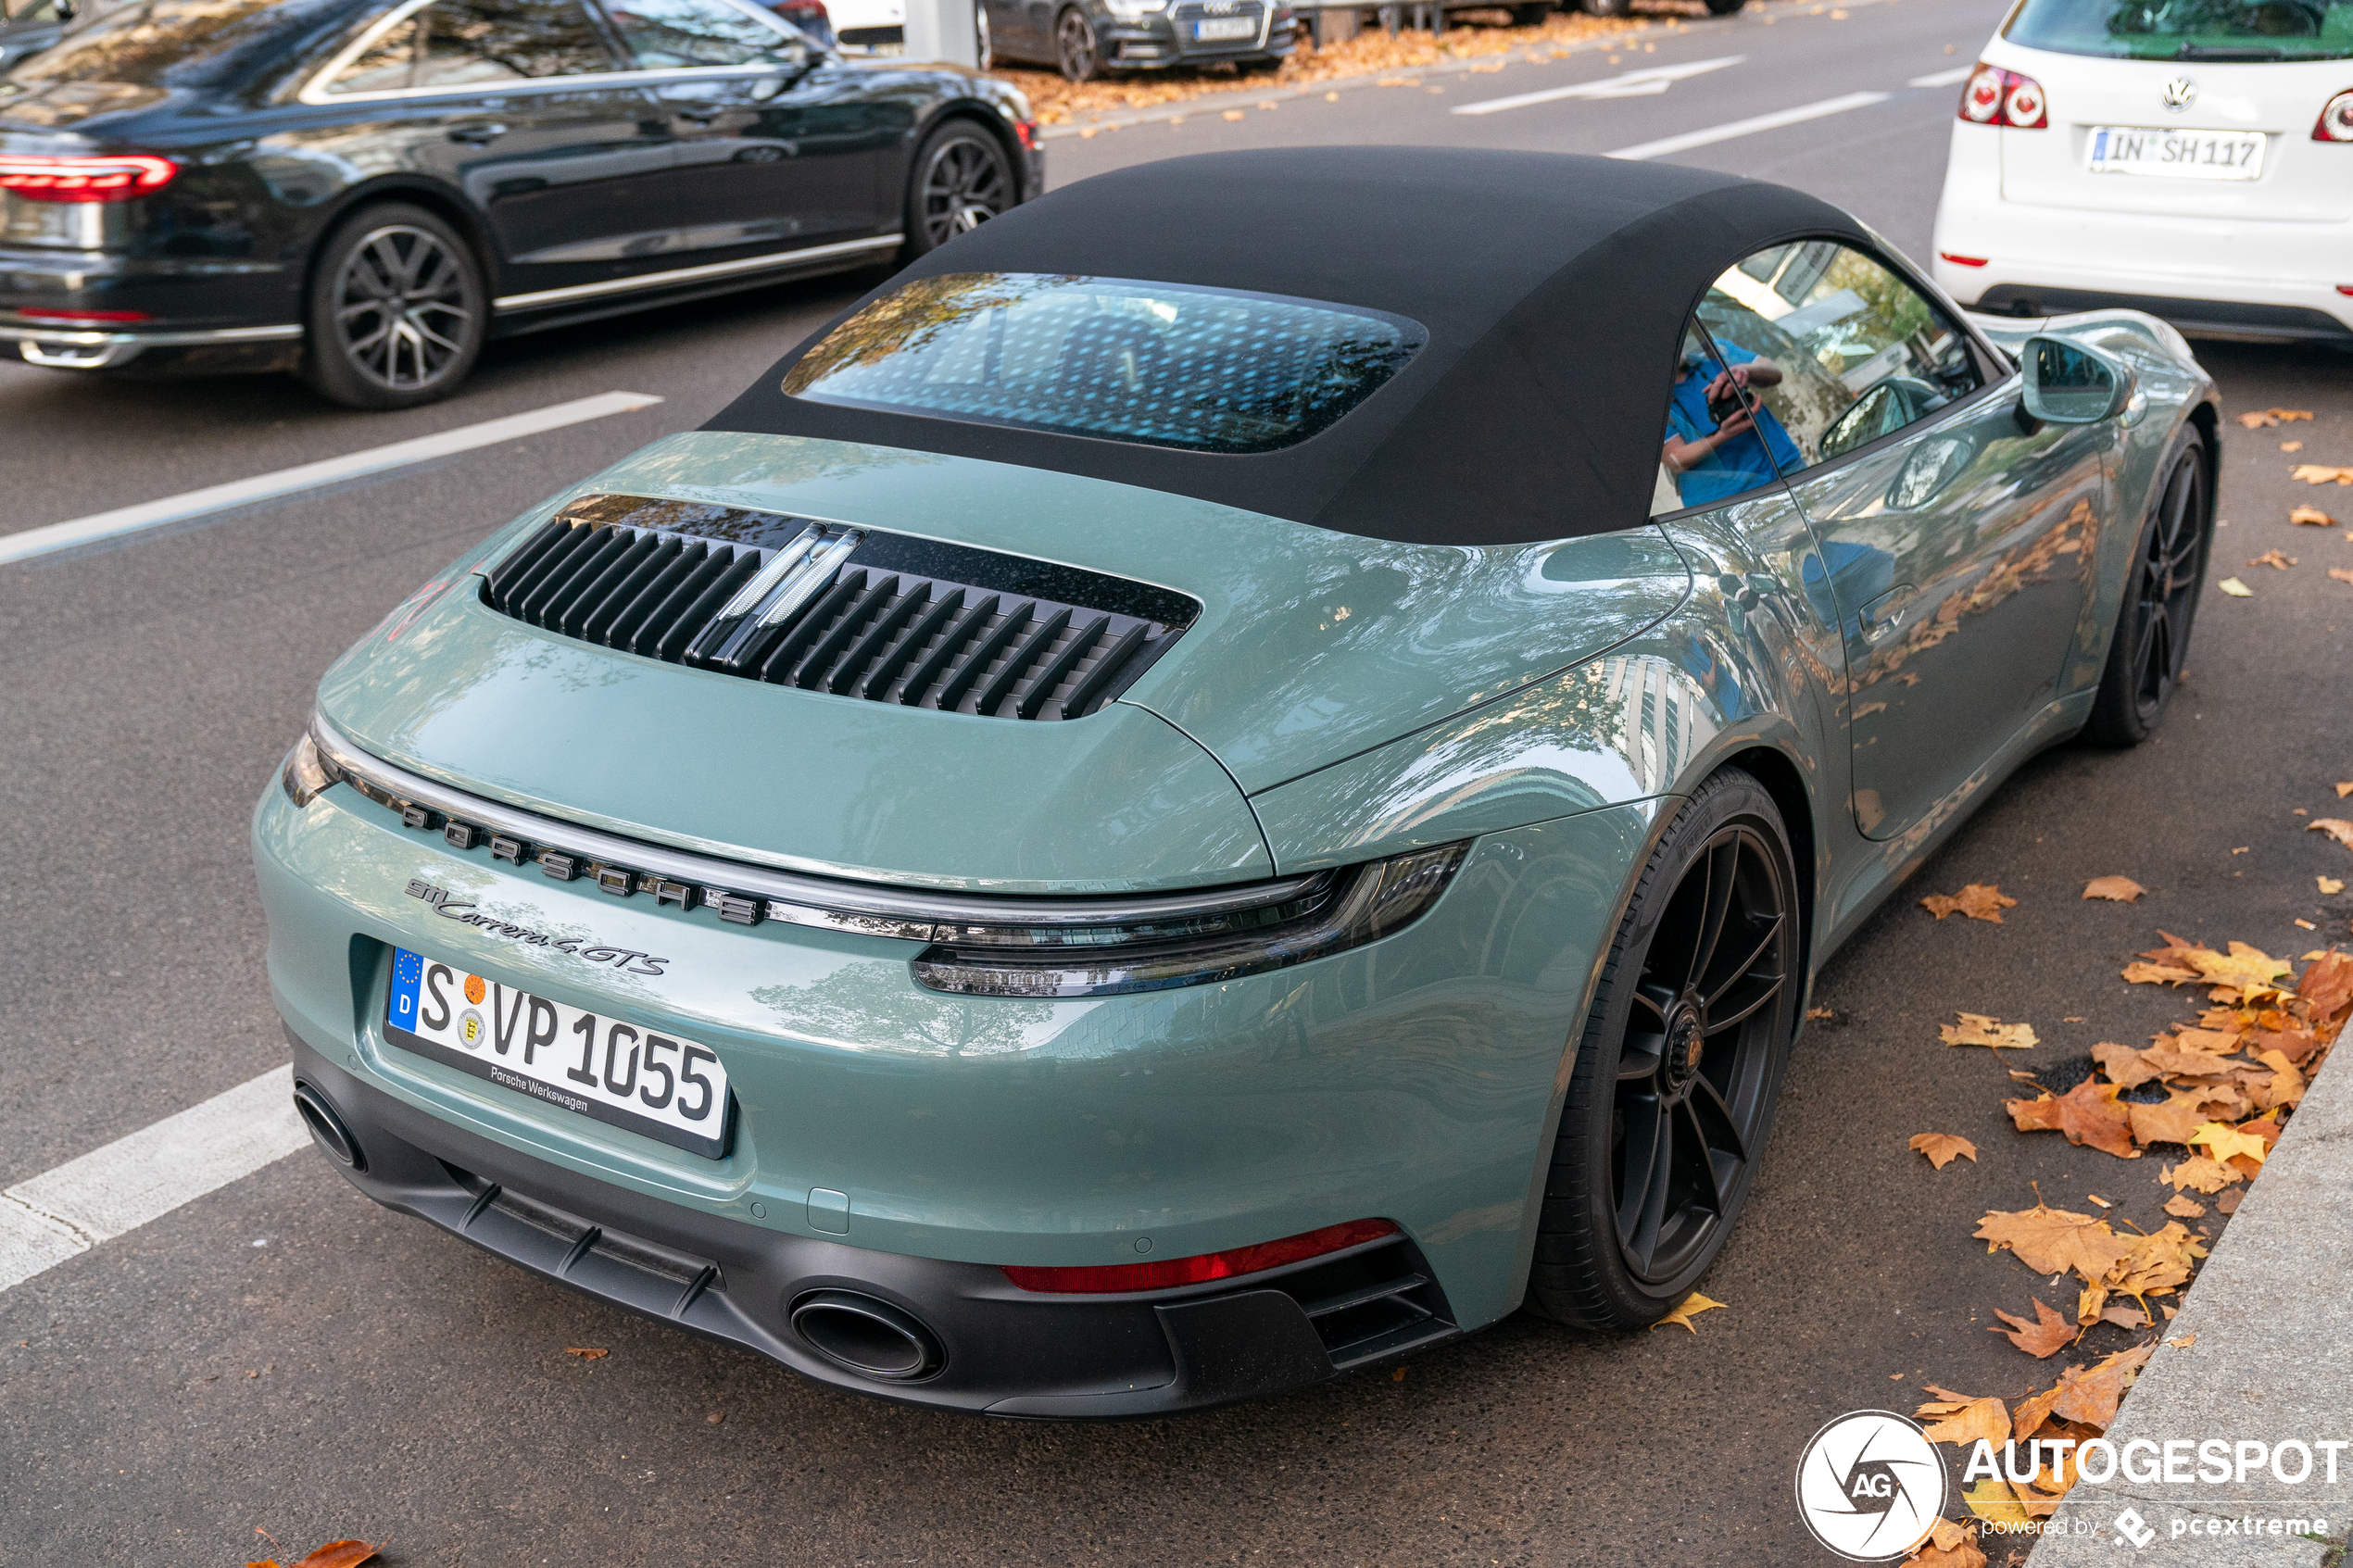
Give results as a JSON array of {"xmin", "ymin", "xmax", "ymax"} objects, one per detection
[
  {"xmin": 1509, "ymin": 1, "xmax": 1553, "ymax": 22},
  {"xmin": 2087, "ymin": 428, "xmax": 2208, "ymax": 746},
  {"xmin": 1529, "ymin": 769, "xmax": 1798, "ymax": 1330},
  {"xmin": 303, "ymin": 203, "xmax": 485, "ymax": 409},
  {"xmin": 1703, "ymin": 0, "xmax": 1747, "ymax": 13},
  {"xmin": 904, "ymin": 122, "xmax": 1015, "ymax": 256},
  {"xmin": 1056, "ymin": 6, "xmax": 1101, "ymax": 81}
]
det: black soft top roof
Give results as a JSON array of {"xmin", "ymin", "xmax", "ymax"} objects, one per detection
[{"xmin": 706, "ymin": 147, "xmax": 1869, "ymax": 548}]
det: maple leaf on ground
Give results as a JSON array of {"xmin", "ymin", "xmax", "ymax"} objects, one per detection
[
  {"xmin": 1652, "ymin": 1292, "xmax": 1725, "ymax": 1334},
  {"xmin": 2105, "ymin": 1223, "xmax": 2208, "ymax": 1304},
  {"xmin": 2252, "ymin": 1049, "xmax": 2308, "ymax": 1110},
  {"xmin": 2099, "ymin": 1304, "xmax": 2150, "ymax": 1329},
  {"xmin": 1910, "ymin": 1132, "xmax": 1980, "ymax": 1170},
  {"xmin": 2082, "ymin": 875, "xmax": 2145, "ymax": 902},
  {"xmin": 2290, "ymin": 504, "xmax": 2339, "ymax": 526},
  {"xmin": 2248, "ymin": 549, "xmax": 2297, "ymax": 570},
  {"xmin": 2322, "ymin": 876, "xmax": 2347, "ymax": 896},
  {"xmin": 1975, "ymin": 1203, "xmax": 2136, "ymax": 1283},
  {"xmin": 1943, "ymin": 1012, "xmax": 2038, "ymax": 1049},
  {"xmin": 2162, "ymin": 1155, "xmax": 2244, "ymax": 1193},
  {"xmin": 2190, "ymin": 1122, "xmax": 2270, "ymax": 1166},
  {"xmin": 2297, "ymin": 951, "xmax": 2353, "ymax": 1020},
  {"xmin": 2015, "ymin": 1342, "xmax": 2158, "ymax": 1438},
  {"xmin": 2293, "ymin": 464, "xmax": 2353, "ymax": 484},
  {"xmin": 2123, "ymin": 960, "xmax": 2201, "ymax": 985},
  {"xmin": 247, "ymin": 1545, "xmax": 379, "ymax": 1568},
  {"xmin": 2092, "ymin": 1040, "xmax": 2164, "ymax": 1088},
  {"xmin": 2164, "ymin": 1193, "xmax": 2207, "ymax": 1218},
  {"xmin": 2129, "ymin": 1086, "xmax": 2240, "ymax": 1148},
  {"xmin": 2240, "ymin": 408, "xmax": 2313, "ymax": 428},
  {"xmin": 2182, "ymin": 941, "xmax": 2293, "ymax": 996},
  {"xmin": 1921, "ymin": 884, "xmax": 2018, "ymax": 922},
  {"xmin": 2309, "ymin": 819, "xmax": 2353, "ymax": 852},
  {"xmin": 2332, "ymin": 568, "xmax": 2353, "ymax": 586},
  {"xmin": 2218, "ymin": 577, "xmax": 2254, "ymax": 597},
  {"xmin": 2005, "ymin": 1079, "xmax": 2139, "ymax": 1158},
  {"xmin": 1992, "ymin": 1298, "xmax": 2077, "ymax": 1358},
  {"xmin": 563, "ymin": 1347, "xmax": 609, "ymax": 1361},
  {"xmin": 1907, "ymin": 1517, "xmax": 1987, "ymax": 1568},
  {"xmin": 1919, "ymin": 1392, "xmax": 2012, "ymax": 1445},
  {"xmin": 2218, "ymin": 1188, "xmax": 2246, "ymax": 1214}
]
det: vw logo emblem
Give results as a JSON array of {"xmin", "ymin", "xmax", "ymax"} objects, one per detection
[{"xmin": 2160, "ymin": 76, "xmax": 2197, "ymax": 110}]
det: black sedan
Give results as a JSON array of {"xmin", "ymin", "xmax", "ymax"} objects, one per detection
[
  {"xmin": 0, "ymin": 0, "xmax": 1041, "ymax": 407},
  {"xmin": 978, "ymin": 0, "xmax": 1294, "ymax": 82}
]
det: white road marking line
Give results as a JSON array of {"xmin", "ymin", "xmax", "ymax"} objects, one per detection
[
  {"xmin": 0, "ymin": 389, "xmax": 663, "ymax": 569},
  {"xmin": 1909, "ymin": 65, "xmax": 1973, "ymax": 87},
  {"xmin": 1606, "ymin": 90, "xmax": 1894, "ymax": 159},
  {"xmin": 1452, "ymin": 55, "xmax": 1745, "ymax": 116},
  {"xmin": 0, "ymin": 1065, "xmax": 307, "ymax": 1293}
]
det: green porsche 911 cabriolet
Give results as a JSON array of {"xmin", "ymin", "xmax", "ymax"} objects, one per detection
[{"xmin": 254, "ymin": 147, "xmax": 2217, "ymax": 1416}]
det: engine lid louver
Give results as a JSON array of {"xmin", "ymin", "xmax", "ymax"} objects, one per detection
[{"xmin": 480, "ymin": 495, "xmax": 1198, "ymax": 721}]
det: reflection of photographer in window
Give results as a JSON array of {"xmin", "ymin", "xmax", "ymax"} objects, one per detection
[{"xmin": 1661, "ymin": 336, "xmax": 1801, "ymax": 507}]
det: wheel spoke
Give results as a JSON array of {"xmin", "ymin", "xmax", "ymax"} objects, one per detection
[
  {"xmin": 1673, "ymin": 1096, "xmax": 1730, "ymax": 1212},
  {"xmin": 1688, "ymin": 836, "xmax": 1740, "ymax": 985},
  {"xmin": 1704, "ymin": 970, "xmax": 1784, "ymax": 1035},
  {"xmin": 1700, "ymin": 910, "xmax": 1781, "ymax": 1009},
  {"xmin": 1687, "ymin": 1074, "xmax": 1750, "ymax": 1167},
  {"xmin": 1614, "ymin": 1092, "xmax": 1672, "ymax": 1273}
]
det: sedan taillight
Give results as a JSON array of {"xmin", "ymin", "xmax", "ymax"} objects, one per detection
[
  {"xmin": 1959, "ymin": 63, "xmax": 2047, "ymax": 130},
  {"xmin": 2314, "ymin": 90, "xmax": 2353, "ymax": 141},
  {"xmin": 0, "ymin": 154, "xmax": 179, "ymax": 203}
]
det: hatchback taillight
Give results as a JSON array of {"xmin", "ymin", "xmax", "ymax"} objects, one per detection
[
  {"xmin": 1959, "ymin": 63, "xmax": 2047, "ymax": 130},
  {"xmin": 2315, "ymin": 90, "xmax": 2353, "ymax": 141},
  {"xmin": 0, "ymin": 155, "xmax": 179, "ymax": 203}
]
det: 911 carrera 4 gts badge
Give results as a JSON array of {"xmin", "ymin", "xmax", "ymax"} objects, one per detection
[{"xmin": 404, "ymin": 879, "xmax": 671, "ymax": 976}]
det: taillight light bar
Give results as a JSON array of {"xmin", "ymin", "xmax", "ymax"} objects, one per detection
[
  {"xmin": 0, "ymin": 154, "xmax": 180, "ymax": 203},
  {"xmin": 2315, "ymin": 90, "xmax": 2353, "ymax": 141},
  {"xmin": 1000, "ymin": 1218, "xmax": 1399, "ymax": 1294},
  {"xmin": 1959, "ymin": 63, "xmax": 2047, "ymax": 130}
]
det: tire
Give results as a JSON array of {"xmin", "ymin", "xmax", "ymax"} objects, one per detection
[
  {"xmin": 1580, "ymin": 0, "xmax": 1629, "ymax": 16},
  {"xmin": 301, "ymin": 203, "xmax": 486, "ymax": 410},
  {"xmin": 903, "ymin": 120, "xmax": 1017, "ymax": 258},
  {"xmin": 2086, "ymin": 425, "xmax": 2209, "ymax": 746},
  {"xmin": 1510, "ymin": 1, "xmax": 1553, "ymax": 22},
  {"xmin": 1527, "ymin": 768, "xmax": 1800, "ymax": 1331},
  {"xmin": 1055, "ymin": 6, "xmax": 1101, "ymax": 81},
  {"xmin": 1703, "ymin": 0, "xmax": 1746, "ymax": 13}
]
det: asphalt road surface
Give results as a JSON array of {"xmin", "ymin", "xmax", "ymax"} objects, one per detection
[{"xmin": 7, "ymin": 0, "xmax": 2353, "ymax": 1561}]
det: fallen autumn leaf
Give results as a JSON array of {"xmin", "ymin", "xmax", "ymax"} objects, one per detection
[
  {"xmin": 1921, "ymin": 884, "xmax": 2019, "ymax": 922},
  {"xmin": 2218, "ymin": 577, "xmax": 2254, "ymax": 597},
  {"xmin": 1910, "ymin": 1132, "xmax": 1980, "ymax": 1170},
  {"xmin": 2309, "ymin": 819, "xmax": 2353, "ymax": 851},
  {"xmin": 2290, "ymin": 505, "xmax": 2338, "ymax": 526},
  {"xmin": 1943, "ymin": 1012, "xmax": 2038, "ymax": 1049},
  {"xmin": 2082, "ymin": 875, "xmax": 2145, "ymax": 902},
  {"xmin": 1652, "ymin": 1292, "xmax": 1725, "ymax": 1334},
  {"xmin": 1991, "ymin": 1298, "xmax": 2078, "ymax": 1358}
]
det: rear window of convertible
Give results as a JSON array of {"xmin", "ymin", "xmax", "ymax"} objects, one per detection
[{"xmin": 781, "ymin": 271, "xmax": 1426, "ymax": 454}]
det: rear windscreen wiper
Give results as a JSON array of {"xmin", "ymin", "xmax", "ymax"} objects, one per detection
[{"xmin": 2175, "ymin": 42, "xmax": 2285, "ymax": 59}]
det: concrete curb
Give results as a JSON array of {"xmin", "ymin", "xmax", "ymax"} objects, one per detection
[
  {"xmin": 2021, "ymin": 1036, "xmax": 2353, "ymax": 1566},
  {"xmin": 1032, "ymin": 0, "xmax": 1894, "ymax": 139}
]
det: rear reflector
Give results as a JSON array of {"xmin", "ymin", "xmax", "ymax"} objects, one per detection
[
  {"xmin": 1939, "ymin": 253, "xmax": 1989, "ymax": 268},
  {"xmin": 1000, "ymin": 1218, "xmax": 1399, "ymax": 1294},
  {"xmin": 0, "ymin": 155, "xmax": 179, "ymax": 203},
  {"xmin": 19, "ymin": 308, "xmax": 151, "ymax": 323},
  {"xmin": 1959, "ymin": 63, "xmax": 2046, "ymax": 130}
]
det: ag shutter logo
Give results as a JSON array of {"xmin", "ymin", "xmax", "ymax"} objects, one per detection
[{"xmin": 1794, "ymin": 1411, "xmax": 1949, "ymax": 1562}]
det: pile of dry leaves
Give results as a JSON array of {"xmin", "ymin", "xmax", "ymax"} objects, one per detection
[
  {"xmin": 1896, "ymin": 929, "xmax": 2353, "ymax": 1565},
  {"xmin": 996, "ymin": 4, "xmax": 1691, "ymax": 124}
]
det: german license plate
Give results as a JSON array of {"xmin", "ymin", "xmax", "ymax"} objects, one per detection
[
  {"xmin": 384, "ymin": 948, "xmax": 731, "ymax": 1158},
  {"xmin": 2087, "ymin": 126, "xmax": 2265, "ymax": 181},
  {"xmin": 1193, "ymin": 16, "xmax": 1256, "ymax": 40}
]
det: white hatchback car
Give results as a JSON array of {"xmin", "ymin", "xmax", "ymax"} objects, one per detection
[{"xmin": 1931, "ymin": 0, "xmax": 2353, "ymax": 345}]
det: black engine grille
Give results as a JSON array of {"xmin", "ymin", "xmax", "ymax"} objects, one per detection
[{"xmin": 482, "ymin": 495, "xmax": 1197, "ymax": 721}]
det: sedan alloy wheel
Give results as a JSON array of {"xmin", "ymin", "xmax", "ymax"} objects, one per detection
[
  {"xmin": 303, "ymin": 203, "xmax": 486, "ymax": 409},
  {"xmin": 912, "ymin": 127, "xmax": 1013, "ymax": 252}
]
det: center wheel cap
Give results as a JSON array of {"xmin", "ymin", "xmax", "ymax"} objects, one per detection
[{"xmin": 1664, "ymin": 1003, "xmax": 1705, "ymax": 1091}]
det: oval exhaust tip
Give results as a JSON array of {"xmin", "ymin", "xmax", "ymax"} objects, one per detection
[
  {"xmin": 790, "ymin": 1290, "xmax": 943, "ymax": 1382},
  {"xmin": 292, "ymin": 1081, "xmax": 365, "ymax": 1172}
]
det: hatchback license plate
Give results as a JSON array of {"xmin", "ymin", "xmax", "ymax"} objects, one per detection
[
  {"xmin": 385, "ymin": 948, "xmax": 731, "ymax": 1158},
  {"xmin": 1193, "ymin": 16, "xmax": 1256, "ymax": 39},
  {"xmin": 2087, "ymin": 126, "xmax": 2265, "ymax": 181}
]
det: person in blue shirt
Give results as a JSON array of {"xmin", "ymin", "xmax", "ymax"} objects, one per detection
[{"xmin": 1662, "ymin": 333, "xmax": 1804, "ymax": 508}]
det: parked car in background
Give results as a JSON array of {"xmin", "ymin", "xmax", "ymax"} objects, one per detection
[
  {"xmin": 0, "ymin": 0, "xmax": 1039, "ymax": 407},
  {"xmin": 1931, "ymin": 0, "xmax": 2353, "ymax": 345},
  {"xmin": 980, "ymin": 0, "xmax": 1295, "ymax": 82}
]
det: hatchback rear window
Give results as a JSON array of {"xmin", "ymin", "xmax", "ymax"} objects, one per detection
[
  {"xmin": 781, "ymin": 272, "xmax": 1426, "ymax": 454},
  {"xmin": 2005, "ymin": 0, "xmax": 2353, "ymax": 61}
]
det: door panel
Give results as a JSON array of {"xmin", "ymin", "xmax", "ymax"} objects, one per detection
[
  {"xmin": 1783, "ymin": 395, "xmax": 2108, "ymax": 839},
  {"xmin": 651, "ymin": 67, "xmax": 897, "ymax": 248}
]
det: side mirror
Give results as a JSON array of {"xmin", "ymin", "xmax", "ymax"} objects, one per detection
[{"xmin": 2020, "ymin": 334, "xmax": 2132, "ymax": 425}]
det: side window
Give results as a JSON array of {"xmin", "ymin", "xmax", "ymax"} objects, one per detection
[
  {"xmin": 601, "ymin": 0, "xmax": 807, "ymax": 69},
  {"xmin": 324, "ymin": 0, "xmax": 617, "ymax": 94},
  {"xmin": 1651, "ymin": 319, "xmax": 1797, "ymax": 516},
  {"xmin": 1699, "ymin": 241, "xmax": 1983, "ymax": 472}
]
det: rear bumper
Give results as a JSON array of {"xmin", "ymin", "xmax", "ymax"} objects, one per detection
[
  {"xmin": 288, "ymin": 1035, "xmax": 1459, "ymax": 1417},
  {"xmin": 0, "ymin": 242, "xmax": 300, "ymax": 370},
  {"xmin": 1931, "ymin": 183, "xmax": 2353, "ymax": 342},
  {"xmin": 0, "ymin": 320, "xmax": 301, "ymax": 370}
]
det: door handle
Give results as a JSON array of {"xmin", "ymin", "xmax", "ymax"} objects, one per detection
[{"xmin": 446, "ymin": 122, "xmax": 508, "ymax": 144}]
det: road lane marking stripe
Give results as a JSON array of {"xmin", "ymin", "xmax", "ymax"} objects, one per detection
[
  {"xmin": 1452, "ymin": 55, "xmax": 1744, "ymax": 116},
  {"xmin": 1909, "ymin": 65, "xmax": 1972, "ymax": 87},
  {"xmin": 1606, "ymin": 90, "xmax": 1894, "ymax": 159},
  {"xmin": 0, "ymin": 1065, "xmax": 307, "ymax": 1293},
  {"xmin": 0, "ymin": 389, "xmax": 663, "ymax": 568}
]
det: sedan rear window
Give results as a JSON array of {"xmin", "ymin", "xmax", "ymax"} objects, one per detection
[
  {"xmin": 4, "ymin": 0, "xmax": 346, "ymax": 89},
  {"xmin": 782, "ymin": 272, "xmax": 1426, "ymax": 454},
  {"xmin": 2005, "ymin": 0, "xmax": 2353, "ymax": 61}
]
